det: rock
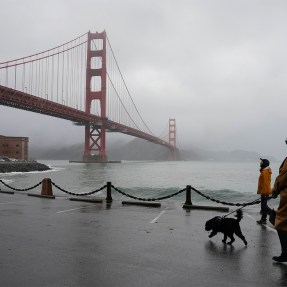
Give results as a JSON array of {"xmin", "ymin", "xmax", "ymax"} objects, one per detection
[{"xmin": 0, "ymin": 162, "xmax": 51, "ymax": 173}]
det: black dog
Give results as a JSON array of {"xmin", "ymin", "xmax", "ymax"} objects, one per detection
[{"xmin": 205, "ymin": 210, "xmax": 247, "ymax": 245}]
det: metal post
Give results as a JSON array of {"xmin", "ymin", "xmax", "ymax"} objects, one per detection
[
  {"xmin": 184, "ymin": 185, "xmax": 192, "ymax": 206},
  {"xmin": 106, "ymin": 181, "xmax": 112, "ymax": 202}
]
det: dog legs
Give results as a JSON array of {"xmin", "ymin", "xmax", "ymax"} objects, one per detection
[
  {"xmin": 235, "ymin": 229, "xmax": 248, "ymax": 245},
  {"xmin": 222, "ymin": 232, "xmax": 247, "ymax": 245},
  {"xmin": 209, "ymin": 230, "xmax": 218, "ymax": 238},
  {"xmin": 224, "ymin": 233, "xmax": 235, "ymax": 245},
  {"xmin": 222, "ymin": 233, "xmax": 234, "ymax": 245},
  {"xmin": 227, "ymin": 236, "xmax": 235, "ymax": 245}
]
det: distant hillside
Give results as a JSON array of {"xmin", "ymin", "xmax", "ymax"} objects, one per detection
[
  {"xmin": 29, "ymin": 139, "xmax": 173, "ymax": 161},
  {"xmin": 30, "ymin": 143, "xmax": 84, "ymax": 161},
  {"xmin": 29, "ymin": 138, "xmax": 276, "ymax": 162},
  {"xmin": 107, "ymin": 139, "xmax": 173, "ymax": 161}
]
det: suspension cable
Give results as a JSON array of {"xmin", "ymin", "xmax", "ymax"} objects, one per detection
[
  {"xmin": 0, "ymin": 32, "xmax": 88, "ymax": 66},
  {"xmin": 106, "ymin": 35, "xmax": 154, "ymax": 135}
]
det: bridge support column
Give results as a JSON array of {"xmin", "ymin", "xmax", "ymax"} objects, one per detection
[
  {"xmin": 83, "ymin": 124, "xmax": 107, "ymax": 162},
  {"xmin": 83, "ymin": 30, "xmax": 108, "ymax": 163},
  {"xmin": 169, "ymin": 118, "xmax": 177, "ymax": 160}
]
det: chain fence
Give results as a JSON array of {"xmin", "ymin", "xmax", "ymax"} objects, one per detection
[
  {"xmin": 111, "ymin": 184, "xmax": 187, "ymax": 201},
  {"xmin": 0, "ymin": 178, "xmax": 270, "ymax": 208},
  {"xmin": 0, "ymin": 179, "xmax": 42, "ymax": 191},
  {"xmin": 190, "ymin": 186, "xmax": 262, "ymax": 207},
  {"xmin": 51, "ymin": 181, "xmax": 107, "ymax": 196}
]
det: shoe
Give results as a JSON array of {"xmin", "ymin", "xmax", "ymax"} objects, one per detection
[
  {"xmin": 272, "ymin": 255, "xmax": 287, "ymax": 262},
  {"xmin": 257, "ymin": 219, "xmax": 267, "ymax": 224}
]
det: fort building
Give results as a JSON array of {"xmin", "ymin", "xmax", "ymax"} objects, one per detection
[{"xmin": 0, "ymin": 135, "xmax": 29, "ymax": 160}]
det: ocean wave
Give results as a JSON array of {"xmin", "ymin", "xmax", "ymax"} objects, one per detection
[
  {"xmin": 0, "ymin": 169, "xmax": 52, "ymax": 176},
  {"xmin": 0, "ymin": 178, "xmax": 14, "ymax": 183}
]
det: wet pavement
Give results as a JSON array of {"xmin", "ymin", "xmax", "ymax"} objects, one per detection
[{"xmin": 0, "ymin": 191, "xmax": 287, "ymax": 287}]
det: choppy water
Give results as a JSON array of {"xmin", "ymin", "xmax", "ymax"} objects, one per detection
[{"xmin": 0, "ymin": 160, "xmax": 282, "ymax": 215}]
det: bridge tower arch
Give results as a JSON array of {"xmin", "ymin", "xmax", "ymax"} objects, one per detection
[
  {"xmin": 169, "ymin": 118, "xmax": 177, "ymax": 160},
  {"xmin": 83, "ymin": 31, "xmax": 107, "ymax": 162}
]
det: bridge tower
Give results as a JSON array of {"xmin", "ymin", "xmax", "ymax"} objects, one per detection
[
  {"xmin": 83, "ymin": 31, "xmax": 107, "ymax": 162},
  {"xmin": 169, "ymin": 118, "xmax": 177, "ymax": 160}
]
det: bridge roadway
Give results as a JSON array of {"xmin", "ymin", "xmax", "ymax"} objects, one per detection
[
  {"xmin": 0, "ymin": 191, "xmax": 286, "ymax": 287},
  {"xmin": 0, "ymin": 85, "xmax": 173, "ymax": 149}
]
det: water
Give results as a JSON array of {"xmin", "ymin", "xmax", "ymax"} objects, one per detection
[{"xmin": 0, "ymin": 160, "xmax": 282, "ymax": 215}]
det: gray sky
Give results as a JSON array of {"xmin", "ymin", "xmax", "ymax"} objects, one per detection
[{"xmin": 1, "ymin": 0, "xmax": 287, "ymax": 159}]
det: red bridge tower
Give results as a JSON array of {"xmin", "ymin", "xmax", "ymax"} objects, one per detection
[
  {"xmin": 83, "ymin": 31, "xmax": 107, "ymax": 162},
  {"xmin": 169, "ymin": 118, "xmax": 177, "ymax": 160}
]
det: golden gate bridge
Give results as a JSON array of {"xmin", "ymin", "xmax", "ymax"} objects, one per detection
[{"xmin": 0, "ymin": 31, "xmax": 177, "ymax": 162}]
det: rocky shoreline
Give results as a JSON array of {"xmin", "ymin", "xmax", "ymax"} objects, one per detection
[{"xmin": 0, "ymin": 162, "xmax": 51, "ymax": 173}]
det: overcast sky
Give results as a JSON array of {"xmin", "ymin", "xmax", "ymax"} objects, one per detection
[{"xmin": 1, "ymin": 0, "xmax": 287, "ymax": 160}]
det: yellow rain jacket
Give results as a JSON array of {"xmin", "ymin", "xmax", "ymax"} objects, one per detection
[
  {"xmin": 273, "ymin": 157, "xmax": 287, "ymax": 231},
  {"xmin": 257, "ymin": 167, "xmax": 272, "ymax": 195}
]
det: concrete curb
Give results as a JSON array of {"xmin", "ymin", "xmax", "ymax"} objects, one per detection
[
  {"xmin": 27, "ymin": 193, "xmax": 55, "ymax": 199},
  {"xmin": 122, "ymin": 201, "xmax": 161, "ymax": 207},
  {"xmin": 69, "ymin": 197, "xmax": 103, "ymax": 203},
  {"xmin": 183, "ymin": 204, "xmax": 229, "ymax": 212},
  {"xmin": 0, "ymin": 190, "xmax": 14, "ymax": 194}
]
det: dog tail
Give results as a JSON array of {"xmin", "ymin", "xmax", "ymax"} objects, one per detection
[{"xmin": 235, "ymin": 209, "xmax": 243, "ymax": 222}]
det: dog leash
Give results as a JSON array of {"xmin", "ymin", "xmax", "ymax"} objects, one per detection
[{"xmin": 222, "ymin": 197, "xmax": 261, "ymax": 218}]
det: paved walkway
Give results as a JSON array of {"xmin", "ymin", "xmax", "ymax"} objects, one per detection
[{"xmin": 0, "ymin": 191, "xmax": 286, "ymax": 287}]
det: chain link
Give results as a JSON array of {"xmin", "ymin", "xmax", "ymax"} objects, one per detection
[
  {"xmin": 0, "ymin": 179, "xmax": 42, "ymax": 191},
  {"xmin": 51, "ymin": 181, "xmax": 107, "ymax": 196},
  {"xmin": 190, "ymin": 186, "xmax": 261, "ymax": 207},
  {"xmin": 111, "ymin": 185, "xmax": 186, "ymax": 201}
]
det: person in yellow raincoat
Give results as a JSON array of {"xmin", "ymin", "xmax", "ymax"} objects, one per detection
[
  {"xmin": 257, "ymin": 158, "xmax": 272, "ymax": 224},
  {"xmin": 271, "ymin": 140, "xmax": 287, "ymax": 262}
]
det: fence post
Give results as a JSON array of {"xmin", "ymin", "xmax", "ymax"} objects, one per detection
[
  {"xmin": 41, "ymin": 178, "xmax": 54, "ymax": 197},
  {"xmin": 184, "ymin": 185, "xmax": 192, "ymax": 206},
  {"xmin": 106, "ymin": 182, "xmax": 113, "ymax": 202}
]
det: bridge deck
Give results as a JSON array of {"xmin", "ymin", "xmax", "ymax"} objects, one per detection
[
  {"xmin": 0, "ymin": 191, "xmax": 285, "ymax": 287},
  {"xmin": 0, "ymin": 85, "xmax": 174, "ymax": 149}
]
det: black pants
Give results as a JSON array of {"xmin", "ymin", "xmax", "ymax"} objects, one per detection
[
  {"xmin": 277, "ymin": 229, "xmax": 287, "ymax": 254},
  {"xmin": 260, "ymin": 195, "xmax": 268, "ymax": 220}
]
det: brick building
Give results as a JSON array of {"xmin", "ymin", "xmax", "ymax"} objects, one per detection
[{"xmin": 0, "ymin": 135, "xmax": 29, "ymax": 160}]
